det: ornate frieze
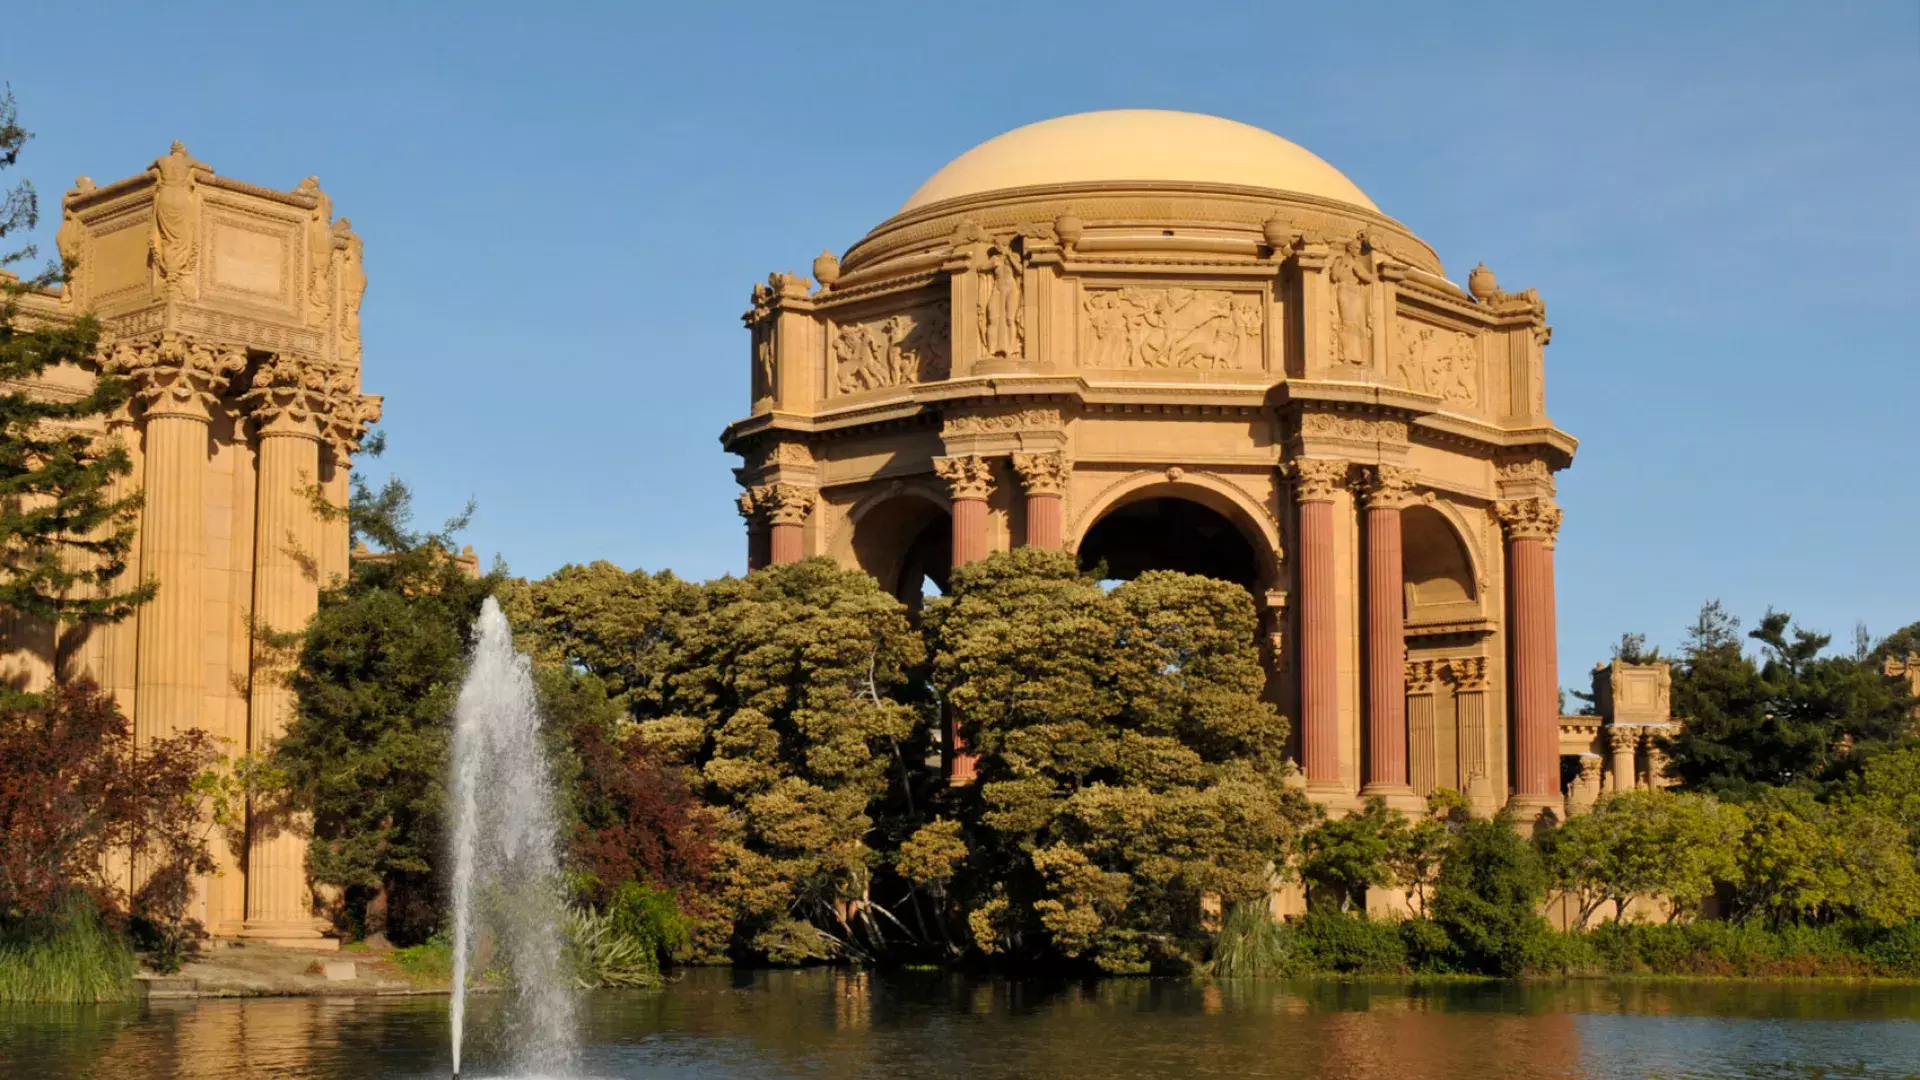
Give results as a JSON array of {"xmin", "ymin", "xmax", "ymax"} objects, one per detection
[
  {"xmin": 1011, "ymin": 451, "xmax": 1069, "ymax": 496},
  {"xmin": 1298, "ymin": 412, "xmax": 1409, "ymax": 444},
  {"xmin": 1359, "ymin": 464, "xmax": 1419, "ymax": 510},
  {"xmin": 933, "ymin": 454, "xmax": 996, "ymax": 501},
  {"xmin": 1079, "ymin": 287, "xmax": 1262, "ymax": 370},
  {"xmin": 1494, "ymin": 496, "xmax": 1563, "ymax": 544},
  {"xmin": 104, "ymin": 332, "xmax": 246, "ymax": 420},
  {"xmin": 1285, "ymin": 458, "xmax": 1349, "ymax": 503},
  {"xmin": 832, "ymin": 302, "xmax": 951, "ymax": 394},
  {"xmin": 1394, "ymin": 322, "xmax": 1477, "ymax": 405},
  {"xmin": 943, "ymin": 408, "xmax": 1062, "ymax": 436}
]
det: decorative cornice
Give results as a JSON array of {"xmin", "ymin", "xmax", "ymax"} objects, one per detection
[
  {"xmin": 1011, "ymin": 451, "xmax": 1069, "ymax": 496},
  {"xmin": 933, "ymin": 454, "xmax": 996, "ymax": 501},
  {"xmin": 103, "ymin": 331, "xmax": 245, "ymax": 421},
  {"xmin": 1494, "ymin": 496, "xmax": 1563, "ymax": 544},
  {"xmin": 1284, "ymin": 458, "xmax": 1349, "ymax": 503},
  {"xmin": 1359, "ymin": 464, "xmax": 1419, "ymax": 511}
]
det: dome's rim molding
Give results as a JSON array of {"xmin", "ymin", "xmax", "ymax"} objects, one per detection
[{"xmin": 840, "ymin": 179, "xmax": 1444, "ymax": 279}]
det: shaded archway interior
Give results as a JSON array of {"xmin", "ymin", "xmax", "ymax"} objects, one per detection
[
  {"xmin": 1401, "ymin": 504, "xmax": 1478, "ymax": 622},
  {"xmin": 850, "ymin": 495, "xmax": 952, "ymax": 615},
  {"xmin": 1077, "ymin": 497, "xmax": 1261, "ymax": 596}
]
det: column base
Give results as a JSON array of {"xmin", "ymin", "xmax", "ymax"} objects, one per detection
[
  {"xmin": 240, "ymin": 921, "xmax": 339, "ymax": 951},
  {"xmin": 1504, "ymin": 794, "xmax": 1565, "ymax": 833},
  {"xmin": 1303, "ymin": 781, "xmax": 1360, "ymax": 815},
  {"xmin": 1359, "ymin": 784, "xmax": 1429, "ymax": 816}
]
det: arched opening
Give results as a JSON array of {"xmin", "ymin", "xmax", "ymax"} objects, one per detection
[
  {"xmin": 1402, "ymin": 504, "xmax": 1478, "ymax": 624},
  {"xmin": 850, "ymin": 494, "xmax": 951, "ymax": 615},
  {"xmin": 1077, "ymin": 496, "xmax": 1261, "ymax": 595}
]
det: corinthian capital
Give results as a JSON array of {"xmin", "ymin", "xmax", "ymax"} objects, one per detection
[
  {"xmin": 104, "ymin": 332, "xmax": 245, "ymax": 421},
  {"xmin": 1010, "ymin": 451, "xmax": 1068, "ymax": 496},
  {"xmin": 1285, "ymin": 458, "xmax": 1349, "ymax": 503},
  {"xmin": 1359, "ymin": 464, "xmax": 1419, "ymax": 511},
  {"xmin": 242, "ymin": 354, "xmax": 330, "ymax": 439},
  {"xmin": 934, "ymin": 454, "xmax": 996, "ymax": 501},
  {"xmin": 1494, "ymin": 496, "xmax": 1563, "ymax": 543},
  {"xmin": 319, "ymin": 367, "xmax": 382, "ymax": 460},
  {"xmin": 748, "ymin": 482, "xmax": 817, "ymax": 526}
]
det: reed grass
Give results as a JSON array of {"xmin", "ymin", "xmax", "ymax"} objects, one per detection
[{"xmin": 0, "ymin": 906, "xmax": 136, "ymax": 1003}]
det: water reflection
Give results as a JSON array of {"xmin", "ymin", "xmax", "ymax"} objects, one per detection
[{"xmin": 3, "ymin": 970, "xmax": 1918, "ymax": 1079}]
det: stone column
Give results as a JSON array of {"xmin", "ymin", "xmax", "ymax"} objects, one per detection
[
  {"xmin": 934, "ymin": 455, "xmax": 995, "ymax": 567},
  {"xmin": 1608, "ymin": 724, "xmax": 1639, "ymax": 794},
  {"xmin": 1497, "ymin": 496, "xmax": 1564, "ymax": 812},
  {"xmin": 1288, "ymin": 459, "xmax": 1347, "ymax": 791},
  {"xmin": 1405, "ymin": 660, "xmax": 1439, "ymax": 796},
  {"xmin": 1566, "ymin": 753, "xmax": 1603, "ymax": 817},
  {"xmin": 1360, "ymin": 466, "xmax": 1417, "ymax": 805},
  {"xmin": 1011, "ymin": 451, "xmax": 1067, "ymax": 551},
  {"xmin": 242, "ymin": 356, "xmax": 329, "ymax": 941},
  {"xmin": 106, "ymin": 335, "xmax": 244, "ymax": 746},
  {"xmin": 1449, "ymin": 657, "xmax": 1497, "ymax": 817},
  {"xmin": 934, "ymin": 454, "xmax": 996, "ymax": 784},
  {"xmin": 737, "ymin": 491, "xmax": 770, "ymax": 571},
  {"xmin": 749, "ymin": 483, "xmax": 816, "ymax": 566}
]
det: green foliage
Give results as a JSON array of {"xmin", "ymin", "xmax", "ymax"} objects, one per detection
[
  {"xmin": 636, "ymin": 558, "xmax": 923, "ymax": 962},
  {"xmin": 927, "ymin": 550, "xmax": 1310, "ymax": 974},
  {"xmin": 605, "ymin": 880, "xmax": 690, "ymax": 968},
  {"xmin": 273, "ymin": 479, "xmax": 501, "ymax": 944},
  {"xmin": 1209, "ymin": 902, "xmax": 1296, "ymax": 979},
  {"xmin": 1539, "ymin": 789, "xmax": 1746, "ymax": 928},
  {"xmin": 1661, "ymin": 602, "xmax": 1914, "ymax": 796},
  {"xmin": 505, "ymin": 560, "xmax": 702, "ymax": 716},
  {"xmin": 1298, "ymin": 797, "xmax": 1399, "ymax": 912},
  {"xmin": 0, "ymin": 89, "xmax": 151, "ymax": 673},
  {"xmin": 1730, "ymin": 786, "xmax": 1920, "ymax": 928},
  {"xmin": 1289, "ymin": 910, "xmax": 1410, "ymax": 975},
  {"xmin": 563, "ymin": 904, "xmax": 661, "ymax": 988},
  {"xmin": 390, "ymin": 929, "xmax": 454, "ymax": 983},
  {"xmin": 0, "ymin": 900, "xmax": 134, "ymax": 1003},
  {"xmin": 1429, "ymin": 812, "xmax": 1549, "ymax": 976}
]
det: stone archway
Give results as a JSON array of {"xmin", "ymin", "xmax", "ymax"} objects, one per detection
[
  {"xmin": 849, "ymin": 491, "xmax": 952, "ymax": 613},
  {"xmin": 1077, "ymin": 497, "xmax": 1263, "ymax": 595}
]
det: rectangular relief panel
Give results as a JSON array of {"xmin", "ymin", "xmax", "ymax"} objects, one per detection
[
  {"xmin": 201, "ymin": 198, "xmax": 300, "ymax": 313},
  {"xmin": 826, "ymin": 295, "xmax": 951, "ymax": 398},
  {"xmin": 1076, "ymin": 283, "xmax": 1269, "ymax": 374},
  {"xmin": 1391, "ymin": 316, "xmax": 1482, "ymax": 409},
  {"xmin": 86, "ymin": 207, "xmax": 156, "ymax": 310}
]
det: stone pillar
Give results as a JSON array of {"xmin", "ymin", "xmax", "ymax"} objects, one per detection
[
  {"xmin": 1497, "ymin": 496, "xmax": 1563, "ymax": 812},
  {"xmin": 242, "ymin": 356, "xmax": 328, "ymax": 941},
  {"xmin": 1011, "ymin": 451, "xmax": 1067, "ymax": 551},
  {"xmin": 742, "ymin": 483, "xmax": 815, "ymax": 567},
  {"xmin": 934, "ymin": 455, "xmax": 995, "ymax": 568},
  {"xmin": 1566, "ymin": 753, "xmax": 1603, "ymax": 817},
  {"xmin": 1288, "ymin": 459, "xmax": 1347, "ymax": 791},
  {"xmin": 1360, "ymin": 466, "xmax": 1417, "ymax": 805},
  {"xmin": 1449, "ymin": 657, "xmax": 1497, "ymax": 817},
  {"xmin": 737, "ymin": 491, "xmax": 770, "ymax": 571},
  {"xmin": 1608, "ymin": 724, "xmax": 1639, "ymax": 794},
  {"xmin": 934, "ymin": 454, "xmax": 996, "ymax": 784},
  {"xmin": 1405, "ymin": 661, "xmax": 1439, "ymax": 796}
]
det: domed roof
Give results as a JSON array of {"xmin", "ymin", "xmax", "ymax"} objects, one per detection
[{"xmin": 899, "ymin": 110, "xmax": 1377, "ymax": 214}]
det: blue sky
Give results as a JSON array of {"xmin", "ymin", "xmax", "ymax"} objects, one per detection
[{"xmin": 5, "ymin": 2, "xmax": 1916, "ymax": 691}]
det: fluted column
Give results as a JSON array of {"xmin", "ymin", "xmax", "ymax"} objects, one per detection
[
  {"xmin": 1448, "ymin": 657, "xmax": 1496, "ymax": 816},
  {"xmin": 1011, "ymin": 452, "xmax": 1067, "ymax": 551},
  {"xmin": 934, "ymin": 454, "xmax": 996, "ymax": 784},
  {"xmin": 1607, "ymin": 724, "xmax": 1638, "ymax": 794},
  {"xmin": 747, "ymin": 483, "xmax": 816, "ymax": 566},
  {"xmin": 1497, "ymin": 496, "xmax": 1564, "ymax": 809},
  {"xmin": 1405, "ymin": 661, "xmax": 1439, "ymax": 796},
  {"xmin": 242, "ymin": 355, "xmax": 330, "ymax": 938},
  {"xmin": 1360, "ymin": 466, "xmax": 1417, "ymax": 804},
  {"xmin": 737, "ymin": 491, "xmax": 770, "ymax": 571},
  {"xmin": 935, "ymin": 455, "xmax": 995, "ymax": 568},
  {"xmin": 1288, "ymin": 459, "xmax": 1347, "ymax": 791}
]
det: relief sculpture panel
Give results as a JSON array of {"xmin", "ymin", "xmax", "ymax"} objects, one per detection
[
  {"xmin": 1080, "ymin": 287, "xmax": 1262, "ymax": 370},
  {"xmin": 831, "ymin": 301, "xmax": 951, "ymax": 395},
  {"xmin": 1394, "ymin": 321, "xmax": 1478, "ymax": 406}
]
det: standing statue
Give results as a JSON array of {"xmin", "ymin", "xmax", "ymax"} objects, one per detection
[
  {"xmin": 296, "ymin": 177, "xmax": 334, "ymax": 326},
  {"xmin": 980, "ymin": 246, "xmax": 1023, "ymax": 360},
  {"xmin": 149, "ymin": 142, "xmax": 200, "ymax": 298},
  {"xmin": 333, "ymin": 218, "xmax": 367, "ymax": 365},
  {"xmin": 55, "ymin": 190, "xmax": 84, "ymax": 305},
  {"xmin": 1328, "ymin": 237, "xmax": 1377, "ymax": 367}
]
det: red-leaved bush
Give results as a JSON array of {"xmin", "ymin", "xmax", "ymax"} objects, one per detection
[
  {"xmin": 568, "ymin": 713, "xmax": 710, "ymax": 909},
  {"xmin": 0, "ymin": 681, "xmax": 217, "ymax": 931}
]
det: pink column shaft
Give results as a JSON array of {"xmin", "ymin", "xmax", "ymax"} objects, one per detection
[
  {"xmin": 769, "ymin": 522, "xmax": 803, "ymax": 566},
  {"xmin": 951, "ymin": 498, "xmax": 990, "ymax": 567},
  {"xmin": 1363, "ymin": 503, "xmax": 1409, "ymax": 792},
  {"xmin": 1508, "ymin": 536, "xmax": 1560, "ymax": 798},
  {"xmin": 746, "ymin": 526, "xmax": 770, "ymax": 571},
  {"xmin": 1024, "ymin": 493, "xmax": 1062, "ymax": 551},
  {"xmin": 1298, "ymin": 499, "xmax": 1339, "ymax": 786}
]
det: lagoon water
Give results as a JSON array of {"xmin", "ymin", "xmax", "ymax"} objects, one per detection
[{"xmin": 4, "ymin": 967, "xmax": 1919, "ymax": 1079}]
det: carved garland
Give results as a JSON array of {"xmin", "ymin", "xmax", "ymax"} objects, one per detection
[{"xmin": 943, "ymin": 408, "xmax": 1062, "ymax": 436}]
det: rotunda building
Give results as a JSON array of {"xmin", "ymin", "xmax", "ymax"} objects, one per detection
[{"xmin": 722, "ymin": 110, "xmax": 1575, "ymax": 818}]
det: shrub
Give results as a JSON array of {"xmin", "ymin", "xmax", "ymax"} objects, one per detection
[
  {"xmin": 1210, "ymin": 902, "xmax": 1296, "ymax": 979},
  {"xmin": 564, "ymin": 905, "xmax": 660, "ymax": 988},
  {"xmin": 1292, "ymin": 911, "xmax": 1409, "ymax": 975},
  {"xmin": 0, "ymin": 901, "xmax": 135, "ymax": 1003},
  {"xmin": 1430, "ymin": 813, "xmax": 1548, "ymax": 976}
]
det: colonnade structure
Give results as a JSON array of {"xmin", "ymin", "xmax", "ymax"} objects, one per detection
[
  {"xmin": 0, "ymin": 144, "xmax": 380, "ymax": 945},
  {"xmin": 724, "ymin": 110, "xmax": 1579, "ymax": 820}
]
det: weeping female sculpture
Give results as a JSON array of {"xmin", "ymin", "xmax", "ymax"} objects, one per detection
[
  {"xmin": 980, "ymin": 246, "xmax": 1023, "ymax": 360},
  {"xmin": 149, "ymin": 142, "xmax": 199, "ymax": 297}
]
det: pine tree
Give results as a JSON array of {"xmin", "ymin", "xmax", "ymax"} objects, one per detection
[{"xmin": 0, "ymin": 88, "xmax": 151, "ymax": 676}]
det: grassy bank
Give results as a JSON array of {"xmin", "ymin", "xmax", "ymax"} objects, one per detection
[
  {"xmin": 1211, "ymin": 907, "xmax": 1920, "ymax": 981},
  {"xmin": 0, "ymin": 908, "xmax": 137, "ymax": 1003}
]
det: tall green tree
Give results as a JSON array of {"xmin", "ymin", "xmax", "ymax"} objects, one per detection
[
  {"xmin": 926, "ymin": 549, "xmax": 1310, "ymax": 974},
  {"xmin": 1428, "ymin": 810, "xmax": 1549, "ymax": 977},
  {"xmin": 1661, "ymin": 602, "xmax": 1913, "ymax": 796},
  {"xmin": 0, "ymin": 89, "xmax": 149, "ymax": 676},
  {"xmin": 1538, "ymin": 789, "xmax": 1746, "ymax": 928}
]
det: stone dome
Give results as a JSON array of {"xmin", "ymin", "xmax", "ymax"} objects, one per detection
[{"xmin": 899, "ymin": 109, "xmax": 1377, "ymax": 214}]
